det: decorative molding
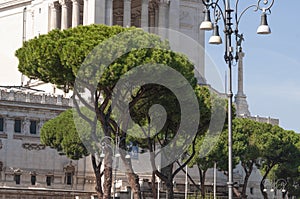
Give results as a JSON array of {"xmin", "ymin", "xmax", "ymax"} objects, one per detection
[
  {"xmin": 64, "ymin": 161, "xmax": 76, "ymax": 174},
  {"xmin": 179, "ymin": 6, "xmax": 198, "ymax": 29},
  {"xmin": 0, "ymin": 89, "xmax": 71, "ymax": 107},
  {"xmin": 0, "ymin": 0, "xmax": 32, "ymax": 9},
  {"xmin": 22, "ymin": 143, "xmax": 46, "ymax": 151}
]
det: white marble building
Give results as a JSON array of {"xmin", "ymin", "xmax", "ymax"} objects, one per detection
[
  {"xmin": 0, "ymin": 0, "xmax": 206, "ymax": 88},
  {"xmin": 0, "ymin": 88, "xmax": 97, "ymax": 198}
]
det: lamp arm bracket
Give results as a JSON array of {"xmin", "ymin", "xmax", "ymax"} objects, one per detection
[
  {"xmin": 212, "ymin": 6, "xmax": 225, "ymax": 25},
  {"xmin": 235, "ymin": 4, "xmax": 258, "ymax": 28},
  {"xmin": 274, "ymin": 178, "xmax": 287, "ymax": 189},
  {"xmin": 257, "ymin": 0, "xmax": 275, "ymax": 12},
  {"xmin": 201, "ymin": 0, "xmax": 226, "ymax": 25}
]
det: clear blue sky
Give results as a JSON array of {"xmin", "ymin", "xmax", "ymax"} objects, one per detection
[{"xmin": 204, "ymin": 1, "xmax": 300, "ymax": 133}]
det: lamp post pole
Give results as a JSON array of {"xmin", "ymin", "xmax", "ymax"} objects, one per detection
[
  {"xmin": 224, "ymin": 3, "xmax": 234, "ymax": 198},
  {"xmin": 200, "ymin": 0, "xmax": 275, "ymax": 198}
]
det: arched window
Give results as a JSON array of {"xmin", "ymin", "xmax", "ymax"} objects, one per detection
[{"xmin": 64, "ymin": 161, "xmax": 75, "ymax": 185}]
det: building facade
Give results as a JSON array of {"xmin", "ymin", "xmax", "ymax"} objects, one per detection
[
  {"xmin": 0, "ymin": 88, "xmax": 98, "ymax": 198},
  {"xmin": 0, "ymin": 0, "xmax": 206, "ymax": 88}
]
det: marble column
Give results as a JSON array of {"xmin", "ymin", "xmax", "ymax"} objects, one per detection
[
  {"xmin": 237, "ymin": 49, "xmax": 245, "ymax": 96},
  {"xmin": 50, "ymin": 2, "xmax": 59, "ymax": 30},
  {"xmin": 95, "ymin": 0, "xmax": 106, "ymax": 24},
  {"xmin": 168, "ymin": 0, "xmax": 179, "ymax": 30},
  {"xmin": 234, "ymin": 47, "xmax": 250, "ymax": 116},
  {"xmin": 105, "ymin": 0, "xmax": 113, "ymax": 26},
  {"xmin": 83, "ymin": 0, "xmax": 88, "ymax": 25},
  {"xmin": 6, "ymin": 119, "xmax": 14, "ymax": 140},
  {"xmin": 71, "ymin": 0, "xmax": 80, "ymax": 27},
  {"xmin": 23, "ymin": 118, "xmax": 30, "ymax": 135},
  {"xmin": 141, "ymin": 0, "xmax": 149, "ymax": 29},
  {"xmin": 123, "ymin": 0, "xmax": 131, "ymax": 27},
  {"xmin": 158, "ymin": 0, "xmax": 169, "ymax": 39},
  {"xmin": 60, "ymin": 0, "xmax": 68, "ymax": 30}
]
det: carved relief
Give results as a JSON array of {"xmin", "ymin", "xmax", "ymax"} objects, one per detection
[
  {"xmin": 22, "ymin": 143, "xmax": 46, "ymax": 151},
  {"xmin": 64, "ymin": 161, "xmax": 76, "ymax": 174},
  {"xmin": 179, "ymin": 6, "xmax": 197, "ymax": 29},
  {"xmin": 22, "ymin": 118, "xmax": 30, "ymax": 135}
]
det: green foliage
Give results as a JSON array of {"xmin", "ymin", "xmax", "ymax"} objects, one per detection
[
  {"xmin": 16, "ymin": 25, "xmax": 128, "ymax": 91},
  {"xmin": 40, "ymin": 109, "xmax": 89, "ymax": 160},
  {"xmin": 26, "ymin": 24, "xmax": 199, "ymax": 162},
  {"xmin": 267, "ymin": 131, "xmax": 300, "ymax": 197},
  {"xmin": 187, "ymin": 86, "xmax": 226, "ymax": 167},
  {"xmin": 256, "ymin": 125, "xmax": 299, "ymax": 172}
]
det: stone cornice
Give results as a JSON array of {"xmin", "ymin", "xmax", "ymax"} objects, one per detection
[
  {"xmin": 0, "ymin": 0, "xmax": 32, "ymax": 9},
  {"xmin": 0, "ymin": 89, "xmax": 72, "ymax": 108}
]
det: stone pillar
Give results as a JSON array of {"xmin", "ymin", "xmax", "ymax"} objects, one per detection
[
  {"xmin": 83, "ymin": 0, "xmax": 88, "ymax": 25},
  {"xmin": 105, "ymin": 0, "xmax": 113, "ymax": 26},
  {"xmin": 123, "ymin": 0, "xmax": 131, "ymax": 27},
  {"xmin": 168, "ymin": 0, "xmax": 179, "ymax": 30},
  {"xmin": 6, "ymin": 119, "xmax": 14, "ymax": 140},
  {"xmin": 38, "ymin": 120, "xmax": 45, "ymax": 134},
  {"xmin": 237, "ymin": 49, "xmax": 245, "ymax": 96},
  {"xmin": 23, "ymin": 118, "xmax": 30, "ymax": 135},
  {"xmin": 158, "ymin": 0, "xmax": 169, "ymax": 39},
  {"xmin": 72, "ymin": 0, "xmax": 80, "ymax": 27},
  {"xmin": 234, "ymin": 47, "xmax": 250, "ymax": 116},
  {"xmin": 60, "ymin": 0, "xmax": 68, "ymax": 30},
  {"xmin": 50, "ymin": 2, "xmax": 59, "ymax": 30},
  {"xmin": 141, "ymin": 0, "xmax": 149, "ymax": 29},
  {"xmin": 95, "ymin": 0, "xmax": 106, "ymax": 24},
  {"xmin": 25, "ymin": 92, "xmax": 30, "ymax": 103},
  {"xmin": 167, "ymin": 0, "xmax": 179, "ymax": 57}
]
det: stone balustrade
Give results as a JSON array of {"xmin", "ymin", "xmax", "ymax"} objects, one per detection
[{"xmin": 0, "ymin": 89, "xmax": 72, "ymax": 107}]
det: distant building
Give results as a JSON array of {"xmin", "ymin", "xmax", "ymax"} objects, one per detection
[
  {"xmin": 0, "ymin": 88, "xmax": 97, "ymax": 199},
  {"xmin": 234, "ymin": 47, "xmax": 279, "ymax": 126}
]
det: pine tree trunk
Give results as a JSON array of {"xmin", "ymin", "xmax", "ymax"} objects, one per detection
[
  {"xmin": 127, "ymin": 172, "xmax": 141, "ymax": 199},
  {"xmin": 91, "ymin": 155, "xmax": 104, "ymax": 199},
  {"xmin": 151, "ymin": 171, "xmax": 157, "ymax": 199},
  {"xmin": 120, "ymin": 152, "xmax": 141, "ymax": 199},
  {"xmin": 161, "ymin": 164, "xmax": 174, "ymax": 199},
  {"xmin": 197, "ymin": 165, "xmax": 207, "ymax": 198},
  {"xmin": 166, "ymin": 182, "xmax": 174, "ymax": 199},
  {"xmin": 241, "ymin": 163, "xmax": 254, "ymax": 199},
  {"xmin": 103, "ymin": 150, "xmax": 113, "ymax": 199},
  {"xmin": 200, "ymin": 171, "xmax": 206, "ymax": 198}
]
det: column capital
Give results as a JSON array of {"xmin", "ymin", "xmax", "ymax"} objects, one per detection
[
  {"xmin": 238, "ymin": 48, "xmax": 245, "ymax": 58},
  {"xmin": 50, "ymin": 1, "xmax": 60, "ymax": 9},
  {"xmin": 59, "ymin": 0, "xmax": 68, "ymax": 6},
  {"xmin": 142, "ymin": 0, "xmax": 149, "ymax": 4}
]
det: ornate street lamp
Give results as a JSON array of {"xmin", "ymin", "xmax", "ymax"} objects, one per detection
[
  {"xmin": 199, "ymin": 0, "xmax": 275, "ymax": 198},
  {"xmin": 263, "ymin": 178, "xmax": 287, "ymax": 198}
]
